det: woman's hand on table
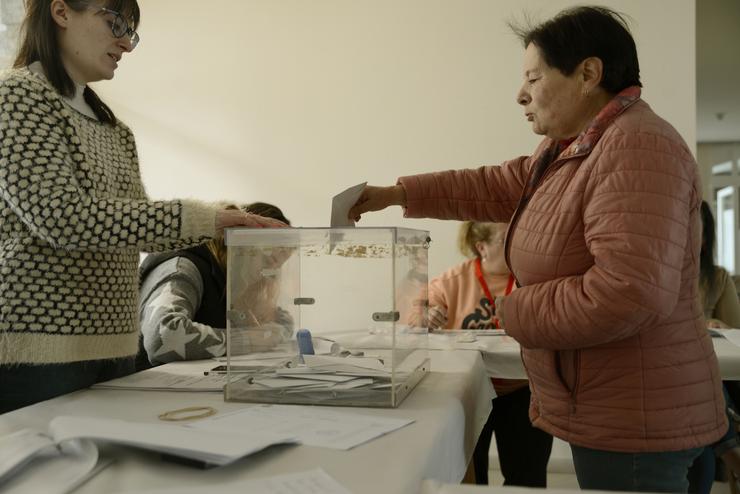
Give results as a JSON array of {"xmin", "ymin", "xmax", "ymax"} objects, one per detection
[
  {"xmin": 427, "ymin": 305, "xmax": 448, "ymax": 330},
  {"xmin": 708, "ymin": 318, "xmax": 731, "ymax": 329}
]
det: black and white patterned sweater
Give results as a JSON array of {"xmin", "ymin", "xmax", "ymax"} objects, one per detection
[{"xmin": 0, "ymin": 67, "xmax": 221, "ymax": 364}]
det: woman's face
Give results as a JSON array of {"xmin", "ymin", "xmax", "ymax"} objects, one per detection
[
  {"xmin": 516, "ymin": 44, "xmax": 591, "ymax": 141},
  {"xmin": 54, "ymin": 1, "xmax": 134, "ymax": 84},
  {"xmin": 476, "ymin": 226, "xmax": 509, "ymax": 275}
]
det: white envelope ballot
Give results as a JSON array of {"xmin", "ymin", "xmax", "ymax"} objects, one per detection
[{"xmin": 330, "ymin": 182, "xmax": 367, "ymax": 227}]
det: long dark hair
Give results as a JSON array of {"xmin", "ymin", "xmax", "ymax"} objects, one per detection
[
  {"xmin": 700, "ymin": 200, "xmax": 717, "ymax": 288},
  {"xmin": 13, "ymin": 0, "xmax": 141, "ymax": 125}
]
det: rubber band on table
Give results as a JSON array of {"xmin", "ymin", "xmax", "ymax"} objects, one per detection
[{"xmin": 158, "ymin": 406, "xmax": 217, "ymax": 422}]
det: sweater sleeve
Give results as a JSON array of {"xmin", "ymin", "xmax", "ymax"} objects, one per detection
[
  {"xmin": 505, "ymin": 133, "xmax": 698, "ymax": 350},
  {"xmin": 0, "ymin": 74, "xmax": 219, "ymax": 252},
  {"xmin": 397, "ymin": 155, "xmax": 533, "ymax": 222},
  {"xmin": 139, "ymin": 257, "xmax": 227, "ymax": 364}
]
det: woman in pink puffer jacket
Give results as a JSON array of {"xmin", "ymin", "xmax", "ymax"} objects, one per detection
[{"xmin": 349, "ymin": 6, "xmax": 726, "ymax": 492}]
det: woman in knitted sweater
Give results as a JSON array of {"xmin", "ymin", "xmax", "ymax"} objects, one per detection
[{"xmin": 0, "ymin": 0, "xmax": 283, "ymax": 413}]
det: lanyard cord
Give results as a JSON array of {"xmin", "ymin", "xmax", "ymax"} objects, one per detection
[{"xmin": 474, "ymin": 257, "xmax": 514, "ymax": 328}]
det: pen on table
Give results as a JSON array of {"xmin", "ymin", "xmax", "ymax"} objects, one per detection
[
  {"xmin": 203, "ymin": 366, "xmax": 250, "ymax": 376},
  {"xmin": 203, "ymin": 369, "xmax": 256, "ymax": 376},
  {"xmin": 203, "ymin": 369, "xmax": 228, "ymax": 376}
]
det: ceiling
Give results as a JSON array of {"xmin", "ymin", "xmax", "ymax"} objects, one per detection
[{"xmin": 697, "ymin": 0, "xmax": 740, "ymax": 142}]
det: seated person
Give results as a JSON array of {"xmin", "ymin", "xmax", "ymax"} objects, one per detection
[
  {"xmin": 427, "ymin": 221, "xmax": 552, "ymax": 486},
  {"xmin": 688, "ymin": 201, "xmax": 740, "ymax": 493},
  {"xmin": 395, "ymin": 235, "xmax": 430, "ymax": 328},
  {"xmin": 700, "ymin": 201, "xmax": 740, "ymax": 330},
  {"xmin": 139, "ymin": 203, "xmax": 293, "ymax": 365}
]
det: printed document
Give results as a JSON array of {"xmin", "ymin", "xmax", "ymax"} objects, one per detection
[
  {"xmin": 0, "ymin": 416, "xmax": 297, "ymax": 489},
  {"xmin": 192, "ymin": 404, "xmax": 413, "ymax": 450}
]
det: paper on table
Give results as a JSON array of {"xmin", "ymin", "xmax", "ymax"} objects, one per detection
[
  {"xmin": 213, "ymin": 350, "xmax": 296, "ymax": 363},
  {"xmin": 92, "ymin": 369, "xmax": 229, "ymax": 392},
  {"xmin": 49, "ymin": 416, "xmax": 297, "ymax": 466},
  {"xmin": 303, "ymin": 354, "xmax": 386, "ymax": 371},
  {"xmin": 330, "ymin": 182, "xmax": 367, "ymax": 227},
  {"xmin": 116, "ymin": 468, "xmax": 351, "ymax": 494},
  {"xmin": 272, "ymin": 370, "xmax": 357, "ymax": 382},
  {"xmin": 328, "ymin": 378, "xmax": 374, "ymax": 390},
  {"xmin": 251, "ymin": 377, "xmax": 334, "ymax": 389},
  {"xmin": 0, "ymin": 429, "xmax": 58, "ymax": 481},
  {"xmin": 719, "ymin": 328, "xmax": 740, "ymax": 347},
  {"xmin": 0, "ymin": 418, "xmax": 298, "ymax": 491},
  {"xmin": 1, "ymin": 435, "xmax": 103, "ymax": 494},
  {"xmin": 192, "ymin": 404, "xmax": 414, "ymax": 450}
]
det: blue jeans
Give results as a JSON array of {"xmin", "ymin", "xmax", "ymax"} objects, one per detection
[
  {"xmin": 687, "ymin": 383, "xmax": 738, "ymax": 494},
  {"xmin": 571, "ymin": 444, "xmax": 704, "ymax": 492},
  {"xmin": 0, "ymin": 358, "xmax": 135, "ymax": 414},
  {"xmin": 687, "ymin": 446, "xmax": 716, "ymax": 494}
]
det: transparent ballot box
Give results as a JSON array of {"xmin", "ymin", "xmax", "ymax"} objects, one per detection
[{"xmin": 223, "ymin": 227, "xmax": 430, "ymax": 408}]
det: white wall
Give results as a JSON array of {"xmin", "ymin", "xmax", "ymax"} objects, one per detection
[
  {"xmin": 0, "ymin": 0, "xmax": 24, "ymax": 69},
  {"xmin": 96, "ymin": 0, "xmax": 696, "ymax": 279},
  {"xmin": 698, "ymin": 141, "xmax": 740, "ymax": 202}
]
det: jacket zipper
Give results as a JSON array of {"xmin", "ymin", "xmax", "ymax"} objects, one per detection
[
  {"xmin": 519, "ymin": 347, "xmax": 540, "ymax": 413},
  {"xmin": 503, "ymin": 150, "xmax": 588, "ymax": 416},
  {"xmin": 504, "ymin": 151, "xmax": 586, "ymax": 278},
  {"xmin": 570, "ymin": 350, "xmax": 581, "ymax": 413}
]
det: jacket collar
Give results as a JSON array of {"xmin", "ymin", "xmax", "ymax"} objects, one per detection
[
  {"xmin": 521, "ymin": 86, "xmax": 643, "ymax": 198},
  {"xmin": 557, "ymin": 85, "xmax": 642, "ymax": 160}
]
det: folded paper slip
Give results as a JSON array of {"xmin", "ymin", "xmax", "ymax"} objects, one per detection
[{"xmin": 0, "ymin": 416, "xmax": 298, "ymax": 487}]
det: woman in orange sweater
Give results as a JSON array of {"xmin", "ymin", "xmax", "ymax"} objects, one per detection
[{"xmin": 428, "ymin": 221, "xmax": 552, "ymax": 485}]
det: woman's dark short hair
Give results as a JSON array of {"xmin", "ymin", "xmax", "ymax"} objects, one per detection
[{"xmin": 510, "ymin": 6, "xmax": 641, "ymax": 94}]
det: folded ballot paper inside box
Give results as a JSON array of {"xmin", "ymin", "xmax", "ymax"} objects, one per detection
[
  {"xmin": 224, "ymin": 349, "xmax": 430, "ymax": 408},
  {"xmin": 0, "ymin": 416, "xmax": 297, "ymax": 489},
  {"xmin": 224, "ymin": 227, "xmax": 431, "ymax": 408}
]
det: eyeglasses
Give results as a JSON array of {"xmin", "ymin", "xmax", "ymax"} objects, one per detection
[{"xmin": 88, "ymin": 4, "xmax": 140, "ymax": 50}]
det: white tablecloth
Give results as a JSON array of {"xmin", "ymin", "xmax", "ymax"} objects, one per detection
[
  {"xmin": 0, "ymin": 350, "xmax": 494, "ymax": 494},
  {"xmin": 426, "ymin": 333, "xmax": 740, "ymax": 380}
]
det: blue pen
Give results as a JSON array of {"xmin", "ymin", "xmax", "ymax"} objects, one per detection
[{"xmin": 296, "ymin": 329, "xmax": 315, "ymax": 356}]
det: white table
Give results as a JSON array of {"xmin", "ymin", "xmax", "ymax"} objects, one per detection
[
  {"xmin": 429, "ymin": 333, "xmax": 740, "ymax": 479},
  {"xmin": 419, "ymin": 481, "xmax": 654, "ymax": 494},
  {"xmin": 426, "ymin": 333, "xmax": 740, "ymax": 380},
  {"xmin": 0, "ymin": 350, "xmax": 493, "ymax": 494}
]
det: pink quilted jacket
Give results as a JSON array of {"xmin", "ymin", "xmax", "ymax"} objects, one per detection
[{"xmin": 399, "ymin": 87, "xmax": 727, "ymax": 452}]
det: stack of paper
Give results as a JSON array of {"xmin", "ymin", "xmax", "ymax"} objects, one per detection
[
  {"xmin": 0, "ymin": 416, "xmax": 298, "ymax": 491},
  {"xmin": 239, "ymin": 355, "xmax": 397, "ymax": 393},
  {"xmin": 93, "ymin": 369, "xmax": 229, "ymax": 392}
]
